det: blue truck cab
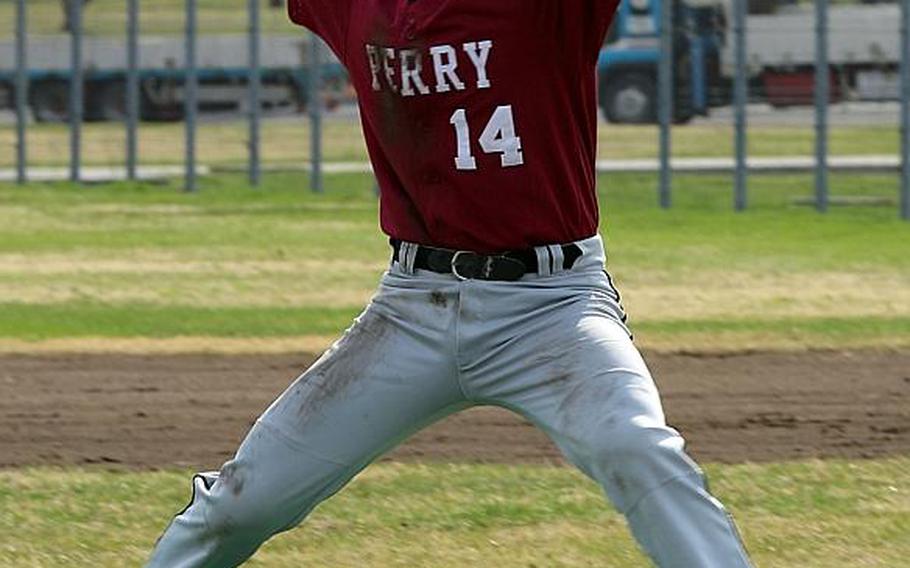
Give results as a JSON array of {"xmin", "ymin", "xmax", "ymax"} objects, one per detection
[{"xmin": 598, "ymin": 0, "xmax": 726, "ymax": 124}]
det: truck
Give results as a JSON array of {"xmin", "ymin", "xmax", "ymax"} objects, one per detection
[
  {"xmin": 724, "ymin": 1, "xmax": 903, "ymax": 106},
  {"xmin": 597, "ymin": 0, "xmax": 903, "ymax": 123},
  {"xmin": 598, "ymin": 0, "xmax": 728, "ymax": 124},
  {"xmin": 0, "ymin": 34, "xmax": 347, "ymax": 122}
]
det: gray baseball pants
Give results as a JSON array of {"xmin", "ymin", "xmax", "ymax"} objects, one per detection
[{"xmin": 147, "ymin": 235, "xmax": 753, "ymax": 568}]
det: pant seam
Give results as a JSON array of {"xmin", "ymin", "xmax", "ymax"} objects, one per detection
[
  {"xmin": 453, "ymin": 282, "xmax": 475, "ymax": 402},
  {"xmin": 622, "ymin": 470, "xmax": 704, "ymax": 517},
  {"xmin": 254, "ymin": 419, "xmax": 352, "ymax": 467}
]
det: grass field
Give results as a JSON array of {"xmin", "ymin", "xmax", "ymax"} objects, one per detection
[
  {"xmin": 0, "ymin": 0, "xmax": 297, "ymax": 37},
  {"xmin": 1, "ymin": 130, "xmax": 909, "ymax": 565},
  {"xmin": 0, "ymin": 120, "xmax": 902, "ymax": 169},
  {"xmin": 1, "ymin": 170, "xmax": 908, "ymax": 352},
  {"xmin": 2, "ymin": 459, "xmax": 908, "ymax": 567}
]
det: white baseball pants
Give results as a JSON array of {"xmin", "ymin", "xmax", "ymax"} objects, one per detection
[{"xmin": 147, "ymin": 235, "xmax": 753, "ymax": 568}]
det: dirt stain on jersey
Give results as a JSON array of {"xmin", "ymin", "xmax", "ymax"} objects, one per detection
[{"xmin": 293, "ymin": 310, "xmax": 393, "ymax": 424}]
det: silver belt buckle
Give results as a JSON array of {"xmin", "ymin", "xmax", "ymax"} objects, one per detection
[
  {"xmin": 451, "ymin": 251, "xmax": 470, "ymax": 281},
  {"xmin": 452, "ymin": 252, "xmax": 497, "ymax": 281}
]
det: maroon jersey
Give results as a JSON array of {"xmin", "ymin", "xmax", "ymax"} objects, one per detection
[{"xmin": 289, "ymin": 0, "xmax": 619, "ymax": 252}]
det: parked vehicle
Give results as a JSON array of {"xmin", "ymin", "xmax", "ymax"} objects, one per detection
[
  {"xmin": 597, "ymin": 0, "xmax": 727, "ymax": 124},
  {"xmin": 0, "ymin": 34, "xmax": 347, "ymax": 122},
  {"xmin": 723, "ymin": 2, "xmax": 902, "ymax": 106},
  {"xmin": 597, "ymin": 0, "xmax": 902, "ymax": 123}
]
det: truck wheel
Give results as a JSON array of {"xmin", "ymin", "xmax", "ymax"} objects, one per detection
[
  {"xmin": 294, "ymin": 86, "xmax": 309, "ymax": 113},
  {"xmin": 673, "ymin": 112, "xmax": 694, "ymax": 125},
  {"xmin": 30, "ymin": 81, "xmax": 70, "ymax": 123},
  {"xmin": 90, "ymin": 82, "xmax": 129, "ymax": 122},
  {"xmin": 747, "ymin": 0, "xmax": 777, "ymax": 15},
  {"xmin": 603, "ymin": 73, "xmax": 656, "ymax": 124}
]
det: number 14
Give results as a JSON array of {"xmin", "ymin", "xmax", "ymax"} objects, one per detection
[{"xmin": 449, "ymin": 105, "xmax": 524, "ymax": 171}]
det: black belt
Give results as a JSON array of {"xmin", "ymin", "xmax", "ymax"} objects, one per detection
[{"xmin": 391, "ymin": 239, "xmax": 583, "ymax": 282}]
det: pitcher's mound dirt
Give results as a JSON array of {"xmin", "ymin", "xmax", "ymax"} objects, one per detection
[{"xmin": 1, "ymin": 350, "xmax": 908, "ymax": 470}]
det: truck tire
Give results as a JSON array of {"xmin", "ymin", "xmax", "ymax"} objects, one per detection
[
  {"xmin": 30, "ymin": 81, "xmax": 70, "ymax": 123},
  {"xmin": 90, "ymin": 81, "xmax": 128, "ymax": 122},
  {"xmin": 602, "ymin": 72, "xmax": 656, "ymax": 124},
  {"xmin": 748, "ymin": 0, "xmax": 777, "ymax": 15},
  {"xmin": 294, "ymin": 83, "xmax": 309, "ymax": 113}
]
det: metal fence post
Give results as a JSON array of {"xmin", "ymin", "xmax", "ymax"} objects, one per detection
[
  {"xmin": 15, "ymin": 0, "xmax": 27, "ymax": 185},
  {"xmin": 901, "ymin": 0, "xmax": 910, "ymax": 221},
  {"xmin": 733, "ymin": 0, "xmax": 748, "ymax": 211},
  {"xmin": 814, "ymin": 0, "xmax": 829, "ymax": 213},
  {"xmin": 248, "ymin": 0, "xmax": 262, "ymax": 187},
  {"xmin": 309, "ymin": 34, "xmax": 324, "ymax": 194},
  {"xmin": 70, "ymin": 0, "xmax": 84, "ymax": 183},
  {"xmin": 185, "ymin": 0, "xmax": 198, "ymax": 192},
  {"xmin": 658, "ymin": 0, "xmax": 673, "ymax": 209},
  {"xmin": 127, "ymin": 0, "xmax": 139, "ymax": 181}
]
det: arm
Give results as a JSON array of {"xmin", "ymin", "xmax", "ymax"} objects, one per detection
[
  {"xmin": 544, "ymin": 0, "xmax": 621, "ymax": 59},
  {"xmin": 287, "ymin": 0, "xmax": 352, "ymax": 61}
]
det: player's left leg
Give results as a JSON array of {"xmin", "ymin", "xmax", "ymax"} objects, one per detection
[
  {"xmin": 460, "ymin": 239, "xmax": 752, "ymax": 568},
  {"xmin": 522, "ymin": 318, "xmax": 752, "ymax": 567}
]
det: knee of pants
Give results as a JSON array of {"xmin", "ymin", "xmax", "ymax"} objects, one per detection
[{"xmin": 573, "ymin": 420, "xmax": 702, "ymax": 513}]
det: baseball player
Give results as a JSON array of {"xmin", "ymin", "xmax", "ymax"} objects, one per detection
[{"xmin": 148, "ymin": 1, "xmax": 754, "ymax": 566}]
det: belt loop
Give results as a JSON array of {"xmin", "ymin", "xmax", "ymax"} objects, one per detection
[
  {"xmin": 576, "ymin": 235, "xmax": 606, "ymax": 270},
  {"xmin": 534, "ymin": 246, "xmax": 552, "ymax": 277},
  {"xmin": 399, "ymin": 242, "xmax": 417, "ymax": 275},
  {"xmin": 548, "ymin": 245, "xmax": 565, "ymax": 274}
]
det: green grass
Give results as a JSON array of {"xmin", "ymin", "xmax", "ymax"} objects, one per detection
[
  {"xmin": 0, "ymin": 302, "xmax": 360, "ymax": 339},
  {"xmin": 3, "ymin": 304, "xmax": 910, "ymax": 349},
  {"xmin": 0, "ymin": 121, "xmax": 369, "ymax": 169},
  {"xmin": 0, "ymin": 458, "xmax": 907, "ymax": 567},
  {"xmin": 1, "ymin": 170, "xmax": 908, "ymax": 351},
  {"xmin": 0, "ymin": 0, "xmax": 298, "ymax": 37},
  {"xmin": 600, "ymin": 123, "xmax": 901, "ymax": 160}
]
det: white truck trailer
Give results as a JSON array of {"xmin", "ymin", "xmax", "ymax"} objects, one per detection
[
  {"xmin": 0, "ymin": 34, "xmax": 346, "ymax": 121},
  {"xmin": 721, "ymin": 2, "xmax": 902, "ymax": 105}
]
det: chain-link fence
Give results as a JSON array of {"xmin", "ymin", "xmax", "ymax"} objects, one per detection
[{"xmin": 2, "ymin": 0, "xmax": 908, "ymax": 219}]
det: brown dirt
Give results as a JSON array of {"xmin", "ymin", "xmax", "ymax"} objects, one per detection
[{"xmin": 1, "ymin": 350, "xmax": 908, "ymax": 470}]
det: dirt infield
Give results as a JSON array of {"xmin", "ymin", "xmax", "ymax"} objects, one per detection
[{"xmin": 1, "ymin": 350, "xmax": 908, "ymax": 470}]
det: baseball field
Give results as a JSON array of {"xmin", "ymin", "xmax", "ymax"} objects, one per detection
[{"xmin": 0, "ymin": 165, "xmax": 908, "ymax": 566}]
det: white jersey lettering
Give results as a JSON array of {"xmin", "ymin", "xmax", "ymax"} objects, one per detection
[
  {"xmin": 365, "ymin": 40, "xmax": 494, "ymax": 97},
  {"xmin": 383, "ymin": 47, "xmax": 398, "ymax": 93},
  {"xmin": 463, "ymin": 40, "xmax": 493, "ymax": 89},
  {"xmin": 429, "ymin": 45, "xmax": 466, "ymax": 93},
  {"xmin": 400, "ymin": 49, "xmax": 432, "ymax": 97},
  {"xmin": 365, "ymin": 45, "xmax": 382, "ymax": 91}
]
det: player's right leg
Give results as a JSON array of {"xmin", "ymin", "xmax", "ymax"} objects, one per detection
[{"xmin": 146, "ymin": 276, "xmax": 467, "ymax": 568}]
